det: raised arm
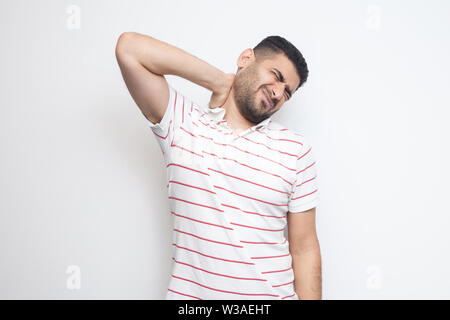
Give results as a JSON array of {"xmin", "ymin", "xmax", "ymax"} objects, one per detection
[{"xmin": 114, "ymin": 32, "xmax": 234, "ymax": 123}]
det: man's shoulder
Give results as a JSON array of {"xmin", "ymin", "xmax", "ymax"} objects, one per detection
[
  {"xmin": 170, "ymin": 85, "xmax": 209, "ymax": 119},
  {"xmin": 267, "ymin": 120, "xmax": 310, "ymax": 147}
]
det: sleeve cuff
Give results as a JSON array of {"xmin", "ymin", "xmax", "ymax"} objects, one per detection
[
  {"xmin": 147, "ymin": 84, "xmax": 175, "ymax": 134},
  {"xmin": 288, "ymin": 198, "xmax": 319, "ymax": 213}
]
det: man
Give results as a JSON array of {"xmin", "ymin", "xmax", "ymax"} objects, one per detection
[{"xmin": 115, "ymin": 32, "xmax": 321, "ymax": 300}]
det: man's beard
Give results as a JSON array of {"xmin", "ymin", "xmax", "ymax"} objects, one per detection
[{"xmin": 232, "ymin": 66, "xmax": 275, "ymax": 124}]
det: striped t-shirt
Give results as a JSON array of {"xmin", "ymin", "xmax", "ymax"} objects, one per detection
[{"xmin": 147, "ymin": 84, "xmax": 319, "ymax": 300}]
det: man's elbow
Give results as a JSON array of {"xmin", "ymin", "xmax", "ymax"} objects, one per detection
[
  {"xmin": 290, "ymin": 235, "xmax": 321, "ymax": 256},
  {"xmin": 115, "ymin": 32, "xmax": 138, "ymax": 58}
]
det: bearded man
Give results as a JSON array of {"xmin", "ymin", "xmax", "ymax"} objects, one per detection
[{"xmin": 115, "ymin": 32, "xmax": 321, "ymax": 300}]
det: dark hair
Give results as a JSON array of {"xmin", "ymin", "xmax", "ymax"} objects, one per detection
[{"xmin": 253, "ymin": 35, "xmax": 309, "ymax": 91}]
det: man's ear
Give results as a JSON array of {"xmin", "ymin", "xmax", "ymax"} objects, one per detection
[{"xmin": 237, "ymin": 48, "xmax": 256, "ymax": 69}]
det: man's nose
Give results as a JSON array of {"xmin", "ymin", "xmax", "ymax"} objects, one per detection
[{"xmin": 270, "ymin": 83, "xmax": 284, "ymax": 101}]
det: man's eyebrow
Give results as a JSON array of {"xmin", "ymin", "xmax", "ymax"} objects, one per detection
[{"xmin": 273, "ymin": 68, "xmax": 292, "ymax": 98}]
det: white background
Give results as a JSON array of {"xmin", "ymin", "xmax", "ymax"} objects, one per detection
[{"xmin": 1, "ymin": 0, "xmax": 449, "ymax": 299}]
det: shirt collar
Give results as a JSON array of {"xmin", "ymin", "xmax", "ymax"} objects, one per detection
[{"xmin": 205, "ymin": 106, "xmax": 272, "ymax": 130}]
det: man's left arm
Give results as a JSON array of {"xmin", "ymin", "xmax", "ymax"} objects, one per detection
[{"xmin": 287, "ymin": 207, "xmax": 322, "ymax": 299}]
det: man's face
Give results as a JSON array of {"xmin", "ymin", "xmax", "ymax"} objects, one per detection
[{"xmin": 232, "ymin": 53, "xmax": 300, "ymax": 124}]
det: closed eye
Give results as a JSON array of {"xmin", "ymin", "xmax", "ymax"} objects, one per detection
[{"xmin": 272, "ymin": 71, "xmax": 290, "ymax": 100}]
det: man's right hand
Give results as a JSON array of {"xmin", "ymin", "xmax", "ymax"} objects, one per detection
[{"xmin": 209, "ymin": 73, "xmax": 235, "ymax": 109}]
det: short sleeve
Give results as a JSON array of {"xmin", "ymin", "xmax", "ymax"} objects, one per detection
[
  {"xmin": 288, "ymin": 137, "xmax": 319, "ymax": 213},
  {"xmin": 146, "ymin": 84, "xmax": 200, "ymax": 155}
]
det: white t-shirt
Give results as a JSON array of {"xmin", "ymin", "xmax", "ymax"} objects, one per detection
[{"xmin": 147, "ymin": 84, "xmax": 319, "ymax": 300}]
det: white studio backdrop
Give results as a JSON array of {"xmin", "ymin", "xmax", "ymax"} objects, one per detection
[{"xmin": 0, "ymin": 0, "xmax": 449, "ymax": 299}]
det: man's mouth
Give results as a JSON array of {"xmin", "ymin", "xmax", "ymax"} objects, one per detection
[{"xmin": 262, "ymin": 90, "xmax": 273, "ymax": 108}]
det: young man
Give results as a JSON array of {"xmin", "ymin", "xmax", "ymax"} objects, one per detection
[{"xmin": 115, "ymin": 32, "xmax": 321, "ymax": 300}]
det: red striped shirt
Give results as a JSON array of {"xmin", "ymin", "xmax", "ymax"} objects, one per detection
[{"xmin": 147, "ymin": 84, "xmax": 319, "ymax": 300}]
